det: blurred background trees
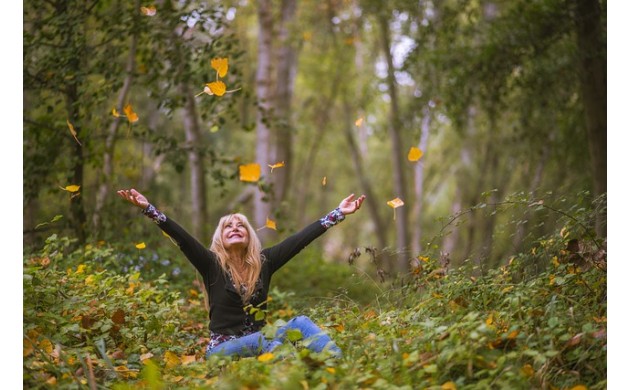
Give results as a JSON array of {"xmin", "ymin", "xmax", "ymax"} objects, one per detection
[{"xmin": 23, "ymin": 0, "xmax": 606, "ymax": 275}]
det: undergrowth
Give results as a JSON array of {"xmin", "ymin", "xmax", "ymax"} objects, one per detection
[{"xmin": 23, "ymin": 194, "xmax": 607, "ymax": 389}]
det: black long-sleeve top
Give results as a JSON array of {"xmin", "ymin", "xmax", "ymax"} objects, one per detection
[{"xmin": 155, "ymin": 215, "xmax": 335, "ymax": 335}]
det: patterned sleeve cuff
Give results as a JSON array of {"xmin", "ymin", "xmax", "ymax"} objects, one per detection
[
  {"xmin": 319, "ymin": 207, "xmax": 346, "ymax": 229},
  {"xmin": 142, "ymin": 203, "xmax": 167, "ymax": 223}
]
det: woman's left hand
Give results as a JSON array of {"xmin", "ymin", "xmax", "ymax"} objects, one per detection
[{"xmin": 338, "ymin": 193, "xmax": 366, "ymax": 215}]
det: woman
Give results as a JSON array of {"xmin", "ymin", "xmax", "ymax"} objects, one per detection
[{"xmin": 117, "ymin": 188, "xmax": 365, "ymax": 359}]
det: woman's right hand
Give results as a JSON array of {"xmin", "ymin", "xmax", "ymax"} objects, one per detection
[{"xmin": 117, "ymin": 188, "xmax": 150, "ymax": 209}]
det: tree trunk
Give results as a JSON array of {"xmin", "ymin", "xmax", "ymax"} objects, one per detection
[
  {"xmin": 378, "ymin": 15, "xmax": 410, "ymax": 272},
  {"xmin": 272, "ymin": 0, "xmax": 298, "ymax": 210},
  {"xmin": 59, "ymin": 0, "xmax": 87, "ymax": 243},
  {"xmin": 575, "ymin": 0, "xmax": 606, "ymax": 237},
  {"xmin": 180, "ymin": 83, "xmax": 208, "ymax": 240},
  {"xmin": 411, "ymin": 107, "xmax": 431, "ymax": 255},
  {"xmin": 254, "ymin": 0, "xmax": 275, "ymax": 243},
  {"xmin": 342, "ymin": 99, "xmax": 388, "ymax": 250},
  {"xmin": 93, "ymin": 25, "xmax": 138, "ymax": 234}
]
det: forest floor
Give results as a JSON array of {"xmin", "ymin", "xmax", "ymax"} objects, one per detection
[{"xmin": 23, "ymin": 233, "xmax": 606, "ymax": 389}]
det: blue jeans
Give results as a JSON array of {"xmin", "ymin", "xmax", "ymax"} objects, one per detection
[{"xmin": 206, "ymin": 315, "xmax": 342, "ymax": 358}]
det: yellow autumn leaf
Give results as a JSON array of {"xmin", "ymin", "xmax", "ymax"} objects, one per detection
[
  {"xmin": 135, "ymin": 242, "xmax": 146, "ymax": 249},
  {"xmin": 355, "ymin": 117, "xmax": 364, "ymax": 127},
  {"xmin": 211, "ymin": 58, "xmax": 229, "ymax": 78},
  {"xmin": 521, "ymin": 364, "xmax": 535, "ymax": 377},
  {"xmin": 326, "ymin": 367, "xmax": 336, "ymax": 374},
  {"xmin": 163, "ymin": 351, "xmax": 180, "ymax": 368},
  {"xmin": 387, "ymin": 198, "xmax": 404, "ymax": 208},
  {"xmin": 265, "ymin": 217, "xmax": 277, "ymax": 230},
  {"xmin": 140, "ymin": 5, "xmax": 157, "ymax": 16},
  {"xmin": 181, "ymin": 355, "xmax": 196, "ymax": 365},
  {"xmin": 239, "ymin": 163, "xmax": 261, "ymax": 182},
  {"xmin": 441, "ymin": 381, "xmax": 457, "ymax": 390},
  {"xmin": 39, "ymin": 338, "xmax": 53, "ymax": 354},
  {"xmin": 124, "ymin": 104, "xmax": 139, "ymax": 123},
  {"xmin": 61, "ymin": 184, "xmax": 81, "ymax": 193},
  {"xmin": 408, "ymin": 146, "xmax": 423, "ymax": 162},
  {"xmin": 207, "ymin": 81, "xmax": 227, "ymax": 96},
  {"xmin": 322, "ymin": 176, "xmax": 327, "ymax": 186},
  {"xmin": 66, "ymin": 120, "xmax": 82, "ymax": 146},
  {"xmin": 268, "ymin": 161, "xmax": 285, "ymax": 172},
  {"xmin": 85, "ymin": 275, "xmax": 95, "ymax": 285},
  {"xmin": 112, "ymin": 107, "xmax": 120, "ymax": 117},
  {"xmin": 257, "ymin": 352, "xmax": 274, "ymax": 362},
  {"xmin": 76, "ymin": 264, "xmax": 87, "ymax": 274}
]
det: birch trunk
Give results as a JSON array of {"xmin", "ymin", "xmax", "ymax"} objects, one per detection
[
  {"xmin": 378, "ymin": 15, "xmax": 409, "ymax": 272},
  {"xmin": 254, "ymin": 0, "xmax": 275, "ymax": 243}
]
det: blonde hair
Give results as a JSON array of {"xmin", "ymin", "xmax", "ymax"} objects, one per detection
[{"xmin": 210, "ymin": 213, "xmax": 262, "ymax": 303}]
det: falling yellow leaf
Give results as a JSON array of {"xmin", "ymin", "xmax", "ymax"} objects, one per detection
[
  {"xmin": 112, "ymin": 107, "xmax": 120, "ymax": 117},
  {"xmin": 239, "ymin": 163, "xmax": 261, "ymax": 182},
  {"xmin": 124, "ymin": 104, "xmax": 139, "ymax": 123},
  {"xmin": 355, "ymin": 117, "xmax": 364, "ymax": 127},
  {"xmin": 326, "ymin": 367, "xmax": 336, "ymax": 374},
  {"xmin": 66, "ymin": 120, "xmax": 82, "ymax": 146},
  {"xmin": 387, "ymin": 198, "xmax": 404, "ymax": 208},
  {"xmin": 322, "ymin": 176, "xmax": 327, "ymax": 186},
  {"xmin": 211, "ymin": 58, "xmax": 229, "ymax": 78},
  {"xmin": 265, "ymin": 217, "xmax": 277, "ymax": 230},
  {"xmin": 163, "ymin": 351, "xmax": 180, "ymax": 368},
  {"xmin": 207, "ymin": 81, "xmax": 227, "ymax": 96},
  {"xmin": 135, "ymin": 242, "xmax": 146, "ymax": 249},
  {"xmin": 407, "ymin": 147, "xmax": 423, "ymax": 162},
  {"xmin": 257, "ymin": 353, "xmax": 274, "ymax": 362},
  {"xmin": 140, "ymin": 5, "xmax": 157, "ymax": 16},
  {"xmin": 61, "ymin": 184, "xmax": 81, "ymax": 193},
  {"xmin": 268, "ymin": 161, "xmax": 285, "ymax": 172},
  {"xmin": 387, "ymin": 198, "xmax": 404, "ymax": 220}
]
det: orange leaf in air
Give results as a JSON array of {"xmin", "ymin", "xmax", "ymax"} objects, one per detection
[
  {"xmin": 61, "ymin": 185, "xmax": 81, "ymax": 193},
  {"xmin": 268, "ymin": 161, "xmax": 285, "ymax": 172},
  {"xmin": 408, "ymin": 147, "xmax": 423, "ymax": 162},
  {"xmin": 387, "ymin": 198, "xmax": 404, "ymax": 208},
  {"xmin": 124, "ymin": 104, "xmax": 139, "ymax": 123},
  {"xmin": 140, "ymin": 5, "xmax": 157, "ymax": 16},
  {"xmin": 66, "ymin": 120, "xmax": 82, "ymax": 146},
  {"xmin": 211, "ymin": 58, "xmax": 229, "ymax": 78},
  {"xmin": 239, "ymin": 163, "xmax": 261, "ymax": 182},
  {"xmin": 322, "ymin": 176, "xmax": 327, "ymax": 186},
  {"xmin": 355, "ymin": 117, "xmax": 364, "ymax": 127},
  {"xmin": 207, "ymin": 81, "xmax": 227, "ymax": 96},
  {"xmin": 387, "ymin": 197, "xmax": 404, "ymax": 220},
  {"xmin": 265, "ymin": 218, "xmax": 277, "ymax": 231}
]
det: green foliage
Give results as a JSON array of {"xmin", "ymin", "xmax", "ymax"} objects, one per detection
[{"xmin": 24, "ymin": 208, "xmax": 606, "ymax": 389}]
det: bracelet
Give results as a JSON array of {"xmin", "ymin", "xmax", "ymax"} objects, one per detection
[
  {"xmin": 142, "ymin": 203, "xmax": 167, "ymax": 223},
  {"xmin": 319, "ymin": 207, "xmax": 345, "ymax": 229}
]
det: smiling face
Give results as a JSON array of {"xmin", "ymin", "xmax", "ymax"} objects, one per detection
[{"xmin": 221, "ymin": 216, "xmax": 250, "ymax": 250}]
